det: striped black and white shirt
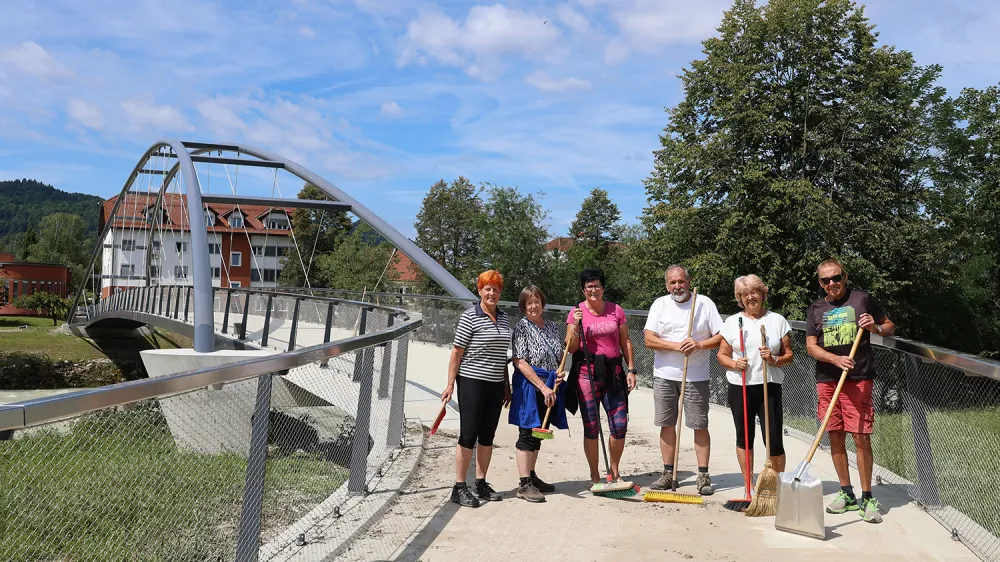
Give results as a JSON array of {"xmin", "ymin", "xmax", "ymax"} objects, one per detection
[{"xmin": 454, "ymin": 303, "xmax": 512, "ymax": 383}]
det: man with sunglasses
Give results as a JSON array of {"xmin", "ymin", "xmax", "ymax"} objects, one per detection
[{"xmin": 805, "ymin": 258, "xmax": 895, "ymax": 524}]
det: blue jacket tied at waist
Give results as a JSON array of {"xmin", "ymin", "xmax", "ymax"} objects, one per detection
[{"xmin": 510, "ymin": 366, "xmax": 568, "ymax": 430}]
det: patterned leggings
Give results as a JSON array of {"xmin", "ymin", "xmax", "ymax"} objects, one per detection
[{"xmin": 577, "ymin": 363, "xmax": 628, "ymax": 440}]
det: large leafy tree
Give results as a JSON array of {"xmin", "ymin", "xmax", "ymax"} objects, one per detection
[
  {"xmin": 478, "ymin": 184, "xmax": 550, "ymax": 301},
  {"xmin": 13, "ymin": 291, "xmax": 71, "ymax": 326},
  {"xmin": 641, "ymin": 0, "xmax": 945, "ymax": 326},
  {"xmin": 313, "ymin": 223, "xmax": 399, "ymax": 292},
  {"xmin": 29, "ymin": 213, "xmax": 91, "ymax": 286},
  {"xmin": 278, "ymin": 183, "xmax": 353, "ymax": 287},
  {"xmin": 568, "ymin": 187, "xmax": 622, "ymax": 246},
  {"xmin": 412, "ymin": 177, "xmax": 485, "ymax": 293}
]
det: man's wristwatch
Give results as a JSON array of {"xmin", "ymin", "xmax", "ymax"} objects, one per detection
[
  {"xmin": 627, "ymin": 368, "xmax": 637, "ymax": 374},
  {"xmin": 874, "ymin": 324, "xmax": 883, "ymax": 334}
]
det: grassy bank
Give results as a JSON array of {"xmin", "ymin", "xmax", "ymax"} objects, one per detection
[
  {"xmin": 0, "ymin": 403, "xmax": 347, "ymax": 561},
  {"xmin": 786, "ymin": 408, "xmax": 1000, "ymax": 540}
]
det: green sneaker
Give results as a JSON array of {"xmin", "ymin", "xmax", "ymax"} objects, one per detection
[
  {"xmin": 825, "ymin": 490, "xmax": 860, "ymax": 514},
  {"xmin": 860, "ymin": 498, "xmax": 883, "ymax": 523}
]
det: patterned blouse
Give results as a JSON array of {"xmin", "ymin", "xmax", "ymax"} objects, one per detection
[{"xmin": 511, "ymin": 317, "xmax": 563, "ymax": 372}]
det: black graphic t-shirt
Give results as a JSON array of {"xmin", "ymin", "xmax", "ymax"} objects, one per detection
[{"xmin": 806, "ymin": 289, "xmax": 886, "ymax": 382}]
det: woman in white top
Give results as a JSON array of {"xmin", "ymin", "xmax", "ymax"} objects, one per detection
[{"xmin": 717, "ymin": 274, "xmax": 793, "ymax": 478}]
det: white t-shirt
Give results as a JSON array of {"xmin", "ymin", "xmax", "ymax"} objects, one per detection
[
  {"xmin": 643, "ymin": 293, "xmax": 724, "ymax": 382},
  {"xmin": 719, "ymin": 311, "xmax": 792, "ymax": 386}
]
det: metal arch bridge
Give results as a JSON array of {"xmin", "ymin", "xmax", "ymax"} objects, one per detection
[{"xmin": 66, "ymin": 139, "xmax": 475, "ymax": 346}]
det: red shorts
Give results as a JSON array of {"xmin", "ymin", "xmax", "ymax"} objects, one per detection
[{"xmin": 816, "ymin": 379, "xmax": 874, "ymax": 434}]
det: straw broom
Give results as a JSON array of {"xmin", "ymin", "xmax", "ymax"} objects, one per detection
[{"xmin": 746, "ymin": 324, "xmax": 778, "ymax": 517}]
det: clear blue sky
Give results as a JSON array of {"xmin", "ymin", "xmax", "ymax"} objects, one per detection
[{"xmin": 1, "ymin": 0, "xmax": 998, "ymax": 239}]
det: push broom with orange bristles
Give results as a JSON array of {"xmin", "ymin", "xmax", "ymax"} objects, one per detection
[{"xmin": 531, "ymin": 339, "xmax": 571, "ymax": 440}]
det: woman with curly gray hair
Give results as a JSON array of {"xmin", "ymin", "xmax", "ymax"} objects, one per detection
[{"xmin": 716, "ymin": 274, "xmax": 793, "ymax": 481}]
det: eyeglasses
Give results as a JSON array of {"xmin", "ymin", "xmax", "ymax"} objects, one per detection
[
  {"xmin": 584, "ymin": 285, "xmax": 603, "ymax": 292},
  {"xmin": 820, "ymin": 273, "xmax": 844, "ymax": 285}
]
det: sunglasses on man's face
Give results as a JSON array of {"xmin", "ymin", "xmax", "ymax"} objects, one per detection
[{"xmin": 820, "ymin": 273, "xmax": 844, "ymax": 285}]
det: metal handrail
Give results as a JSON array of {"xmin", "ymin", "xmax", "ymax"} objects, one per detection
[
  {"xmin": 289, "ymin": 288, "xmax": 1000, "ymax": 383},
  {"xmin": 0, "ymin": 310, "xmax": 421, "ymax": 432}
]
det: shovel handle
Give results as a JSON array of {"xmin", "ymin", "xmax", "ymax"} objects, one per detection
[
  {"xmin": 540, "ymin": 380, "xmax": 562, "ymax": 429},
  {"xmin": 761, "ymin": 325, "xmax": 771, "ymax": 460},
  {"xmin": 803, "ymin": 327, "xmax": 865, "ymax": 464}
]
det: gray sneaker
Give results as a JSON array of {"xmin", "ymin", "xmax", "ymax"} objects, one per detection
[
  {"xmin": 826, "ymin": 490, "xmax": 860, "ymax": 514},
  {"xmin": 649, "ymin": 471, "xmax": 675, "ymax": 490},
  {"xmin": 517, "ymin": 482, "xmax": 545, "ymax": 503},
  {"xmin": 695, "ymin": 472, "xmax": 714, "ymax": 496},
  {"xmin": 860, "ymin": 498, "xmax": 883, "ymax": 523}
]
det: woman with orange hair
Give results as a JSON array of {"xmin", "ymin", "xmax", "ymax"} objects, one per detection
[{"xmin": 441, "ymin": 269, "xmax": 513, "ymax": 508}]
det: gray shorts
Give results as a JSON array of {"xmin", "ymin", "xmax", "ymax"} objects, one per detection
[{"xmin": 653, "ymin": 378, "xmax": 710, "ymax": 430}]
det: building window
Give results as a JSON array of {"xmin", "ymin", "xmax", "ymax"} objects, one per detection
[
  {"xmin": 230, "ymin": 213, "xmax": 244, "ymax": 228},
  {"xmin": 230, "ymin": 281, "xmax": 241, "ymax": 288},
  {"xmin": 265, "ymin": 212, "xmax": 290, "ymax": 230},
  {"xmin": 204, "ymin": 210, "xmax": 215, "ymax": 227},
  {"xmin": 264, "ymin": 269, "xmax": 277, "ymax": 282},
  {"xmin": 212, "ymin": 267, "xmax": 221, "ymax": 279},
  {"xmin": 121, "ymin": 239, "xmax": 135, "ymax": 251},
  {"xmin": 208, "ymin": 243, "xmax": 221, "ymax": 254},
  {"xmin": 174, "ymin": 266, "xmax": 189, "ymax": 279},
  {"xmin": 231, "ymin": 252, "xmax": 242, "ymax": 267},
  {"xmin": 120, "ymin": 264, "xmax": 135, "ymax": 277},
  {"xmin": 176, "ymin": 241, "xmax": 189, "ymax": 253},
  {"xmin": 150, "ymin": 266, "xmax": 159, "ymax": 278},
  {"xmin": 252, "ymin": 246, "xmax": 264, "ymax": 256},
  {"xmin": 152, "ymin": 240, "xmax": 161, "ymax": 252}
]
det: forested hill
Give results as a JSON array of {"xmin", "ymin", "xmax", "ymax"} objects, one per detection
[{"xmin": 0, "ymin": 179, "xmax": 102, "ymax": 239}]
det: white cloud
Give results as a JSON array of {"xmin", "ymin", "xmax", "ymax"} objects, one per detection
[
  {"xmin": 603, "ymin": 39, "xmax": 629, "ymax": 65},
  {"xmin": 299, "ymin": 25, "xmax": 315, "ymax": 37},
  {"xmin": 525, "ymin": 71, "xmax": 591, "ymax": 92},
  {"xmin": 399, "ymin": 4, "xmax": 562, "ymax": 80},
  {"xmin": 0, "ymin": 41, "xmax": 73, "ymax": 79},
  {"xmin": 604, "ymin": 0, "xmax": 729, "ymax": 51},
  {"xmin": 556, "ymin": 4, "xmax": 591, "ymax": 35},
  {"xmin": 67, "ymin": 99, "xmax": 103, "ymax": 129},
  {"xmin": 121, "ymin": 100, "xmax": 193, "ymax": 132},
  {"xmin": 380, "ymin": 100, "xmax": 404, "ymax": 117}
]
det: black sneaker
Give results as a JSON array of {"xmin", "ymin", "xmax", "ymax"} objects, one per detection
[
  {"xmin": 451, "ymin": 485, "xmax": 480, "ymax": 508},
  {"xmin": 475, "ymin": 480, "xmax": 502, "ymax": 502},
  {"xmin": 531, "ymin": 473, "xmax": 555, "ymax": 493}
]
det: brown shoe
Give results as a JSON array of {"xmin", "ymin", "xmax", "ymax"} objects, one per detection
[{"xmin": 517, "ymin": 482, "xmax": 546, "ymax": 503}]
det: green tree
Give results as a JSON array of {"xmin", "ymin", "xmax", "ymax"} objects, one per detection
[
  {"xmin": 13, "ymin": 291, "xmax": 71, "ymax": 326},
  {"xmin": 568, "ymin": 187, "xmax": 622, "ymax": 246},
  {"xmin": 641, "ymin": 0, "xmax": 945, "ymax": 328},
  {"xmin": 412, "ymin": 177, "xmax": 485, "ymax": 293},
  {"xmin": 314, "ymin": 223, "xmax": 399, "ymax": 292},
  {"xmin": 923, "ymin": 86, "xmax": 1000, "ymax": 355},
  {"xmin": 30, "ymin": 214, "xmax": 90, "ymax": 284},
  {"xmin": 14, "ymin": 227, "xmax": 38, "ymax": 262},
  {"xmin": 478, "ymin": 184, "xmax": 550, "ymax": 300},
  {"xmin": 278, "ymin": 183, "xmax": 353, "ymax": 287}
]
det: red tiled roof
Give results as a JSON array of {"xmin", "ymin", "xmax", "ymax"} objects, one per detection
[
  {"xmin": 545, "ymin": 237, "xmax": 574, "ymax": 252},
  {"xmin": 100, "ymin": 193, "xmax": 294, "ymax": 235}
]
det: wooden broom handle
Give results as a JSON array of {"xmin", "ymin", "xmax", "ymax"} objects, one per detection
[
  {"xmin": 761, "ymin": 325, "xmax": 771, "ymax": 460},
  {"xmin": 803, "ymin": 327, "xmax": 865, "ymax": 464},
  {"xmin": 671, "ymin": 288, "xmax": 698, "ymax": 482},
  {"xmin": 540, "ymin": 334, "xmax": 572, "ymax": 430}
]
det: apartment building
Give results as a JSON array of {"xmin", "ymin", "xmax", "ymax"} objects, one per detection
[{"xmin": 99, "ymin": 193, "xmax": 295, "ymax": 298}]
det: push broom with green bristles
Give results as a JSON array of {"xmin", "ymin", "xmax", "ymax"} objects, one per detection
[
  {"xmin": 577, "ymin": 317, "xmax": 640, "ymax": 499},
  {"xmin": 531, "ymin": 339, "xmax": 570, "ymax": 440},
  {"xmin": 644, "ymin": 288, "xmax": 704, "ymax": 506}
]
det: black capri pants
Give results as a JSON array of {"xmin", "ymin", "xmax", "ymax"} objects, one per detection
[
  {"xmin": 457, "ymin": 376, "xmax": 506, "ymax": 449},
  {"xmin": 728, "ymin": 382, "xmax": 785, "ymax": 456},
  {"xmin": 515, "ymin": 390, "xmax": 548, "ymax": 452}
]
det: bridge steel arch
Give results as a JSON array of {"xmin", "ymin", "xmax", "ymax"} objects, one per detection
[{"xmin": 70, "ymin": 140, "xmax": 475, "ymax": 352}]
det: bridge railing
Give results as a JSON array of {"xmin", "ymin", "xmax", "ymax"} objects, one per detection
[
  {"xmin": 285, "ymin": 287, "xmax": 1000, "ymax": 562},
  {"xmin": 4, "ymin": 287, "xmax": 421, "ymax": 561}
]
